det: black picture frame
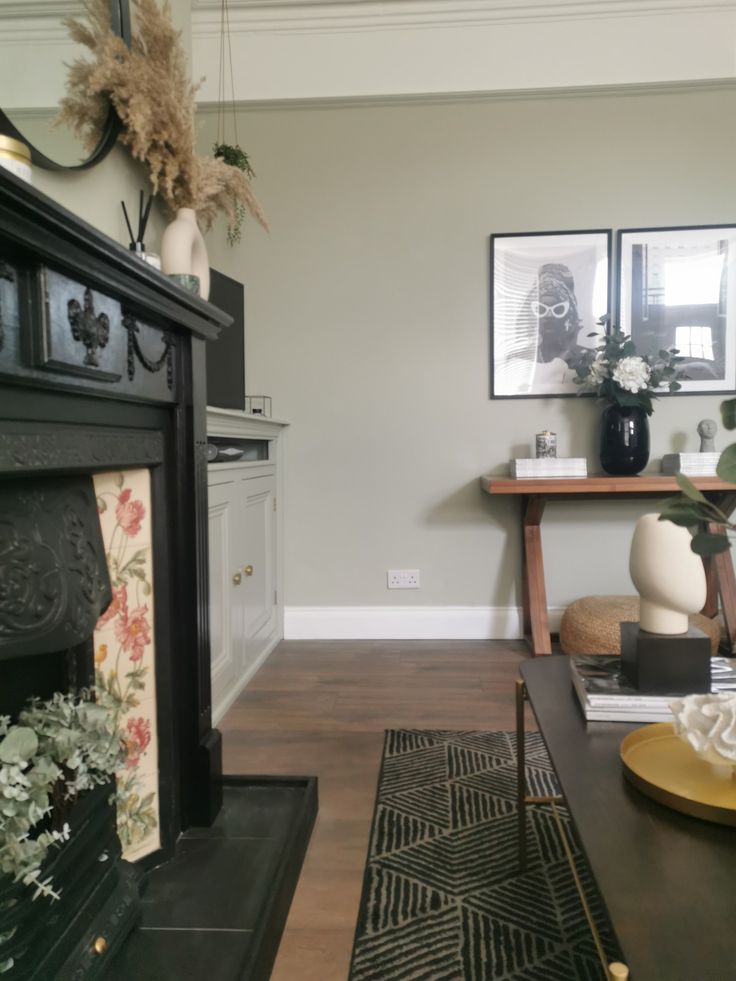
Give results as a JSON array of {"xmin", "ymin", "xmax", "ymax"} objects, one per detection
[
  {"xmin": 617, "ymin": 224, "xmax": 736, "ymax": 395},
  {"xmin": 490, "ymin": 228, "xmax": 612, "ymax": 398}
]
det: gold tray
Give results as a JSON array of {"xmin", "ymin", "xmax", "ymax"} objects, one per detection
[{"xmin": 620, "ymin": 723, "xmax": 736, "ymax": 827}]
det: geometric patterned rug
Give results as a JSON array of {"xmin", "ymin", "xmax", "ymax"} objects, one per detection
[{"xmin": 349, "ymin": 730, "xmax": 621, "ymax": 981}]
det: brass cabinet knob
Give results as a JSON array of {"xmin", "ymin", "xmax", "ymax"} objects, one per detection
[
  {"xmin": 232, "ymin": 572, "xmax": 242, "ymax": 585},
  {"xmin": 93, "ymin": 937, "xmax": 108, "ymax": 956},
  {"xmin": 244, "ymin": 565, "xmax": 254, "ymax": 577}
]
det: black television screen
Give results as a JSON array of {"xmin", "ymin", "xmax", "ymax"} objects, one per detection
[{"xmin": 206, "ymin": 268, "xmax": 245, "ymax": 410}]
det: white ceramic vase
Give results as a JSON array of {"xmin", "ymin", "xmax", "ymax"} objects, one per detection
[
  {"xmin": 629, "ymin": 512, "xmax": 706, "ymax": 634},
  {"xmin": 160, "ymin": 208, "xmax": 210, "ymax": 300}
]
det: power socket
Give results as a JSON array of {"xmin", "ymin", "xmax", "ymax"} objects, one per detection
[{"xmin": 387, "ymin": 569, "xmax": 420, "ymax": 589}]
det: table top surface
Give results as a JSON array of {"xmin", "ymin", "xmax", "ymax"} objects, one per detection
[
  {"xmin": 521, "ymin": 656, "xmax": 736, "ymax": 981},
  {"xmin": 482, "ymin": 474, "xmax": 736, "ymax": 495}
]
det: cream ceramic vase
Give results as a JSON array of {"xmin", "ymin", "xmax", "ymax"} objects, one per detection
[
  {"xmin": 160, "ymin": 208, "xmax": 210, "ymax": 300},
  {"xmin": 629, "ymin": 512, "xmax": 706, "ymax": 634}
]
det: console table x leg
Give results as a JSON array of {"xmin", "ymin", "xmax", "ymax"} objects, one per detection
[{"xmin": 521, "ymin": 496, "xmax": 552, "ymax": 656}]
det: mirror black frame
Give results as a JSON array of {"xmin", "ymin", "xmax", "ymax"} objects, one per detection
[{"xmin": 0, "ymin": 0, "xmax": 131, "ymax": 171}]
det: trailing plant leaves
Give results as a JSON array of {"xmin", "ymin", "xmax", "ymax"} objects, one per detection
[{"xmin": 691, "ymin": 531, "xmax": 731, "ymax": 555}]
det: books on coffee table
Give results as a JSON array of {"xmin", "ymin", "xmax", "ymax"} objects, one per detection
[{"xmin": 570, "ymin": 654, "xmax": 736, "ymax": 722}]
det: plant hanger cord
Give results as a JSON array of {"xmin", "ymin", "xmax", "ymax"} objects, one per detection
[{"xmin": 217, "ymin": 0, "xmax": 239, "ymax": 149}]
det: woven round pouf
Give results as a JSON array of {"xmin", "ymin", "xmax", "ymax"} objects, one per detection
[{"xmin": 559, "ymin": 595, "xmax": 721, "ymax": 656}]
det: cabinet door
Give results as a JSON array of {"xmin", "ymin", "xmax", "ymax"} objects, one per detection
[
  {"xmin": 239, "ymin": 472, "xmax": 277, "ymax": 669},
  {"xmin": 208, "ymin": 477, "xmax": 246, "ymax": 722}
]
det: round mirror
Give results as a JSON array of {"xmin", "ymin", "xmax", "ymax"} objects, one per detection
[{"xmin": 0, "ymin": 0, "xmax": 130, "ymax": 171}]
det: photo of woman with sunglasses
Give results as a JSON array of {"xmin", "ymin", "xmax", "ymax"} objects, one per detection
[{"xmin": 491, "ymin": 230, "xmax": 611, "ymax": 397}]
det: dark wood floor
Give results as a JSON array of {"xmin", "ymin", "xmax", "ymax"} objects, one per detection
[{"xmin": 219, "ymin": 639, "xmax": 534, "ymax": 981}]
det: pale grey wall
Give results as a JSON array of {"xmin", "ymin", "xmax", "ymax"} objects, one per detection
[
  {"xmin": 34, "ymin": 146, "xmax": 168, "ymax": 245},
  {"xmin": 199, "ymin": 86, "xmax": 735, "ymax": 613}
]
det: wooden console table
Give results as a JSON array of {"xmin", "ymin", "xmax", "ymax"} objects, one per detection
[{"xmin": 481, "ymin": 474, "xmax": 736, "ymax": 657}]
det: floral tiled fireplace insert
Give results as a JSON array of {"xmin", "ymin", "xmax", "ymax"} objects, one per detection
[{"xmin": 93, "ymin": 468, "xmax": 160, "ymax": 863}]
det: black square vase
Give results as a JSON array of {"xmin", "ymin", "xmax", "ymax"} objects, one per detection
[{"xmin": 620, "ymin": 621, "xmax": 711, "ymax": 694}]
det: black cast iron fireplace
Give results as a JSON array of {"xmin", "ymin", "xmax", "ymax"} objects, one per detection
[
  {"xmin": 0, "ymin": 170, "xmax": 317, "ymax": 981},
  {"xmin": 0, "ymin": 169, "xmax": 225, "ymax": 978}
]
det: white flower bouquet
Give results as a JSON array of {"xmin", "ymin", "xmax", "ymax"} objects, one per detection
[{"xmin": 575, "ymin": 319, "xmax": 681, "ymax": 415}]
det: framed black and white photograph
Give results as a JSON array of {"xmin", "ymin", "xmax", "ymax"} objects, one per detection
[
  {"xmin": 618, "ymin": 225, "xmax": 736, "ymax": 394},
  {"xmin": 490, "ymin": 229, "xmax": 611, "ymax": 398}
]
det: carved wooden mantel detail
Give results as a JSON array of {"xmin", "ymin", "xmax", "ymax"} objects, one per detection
[
  {"xmin": 123, "ymin": 315, "xmax": 175, "ymax": 390},
  {"xmin": 68, "ymin": 287, "xmax": 110, "ymax": 367}
]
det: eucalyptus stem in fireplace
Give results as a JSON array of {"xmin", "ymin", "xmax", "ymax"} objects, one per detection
[{"xmin": 0, "ymin": 688, "xmax": 124, "ymax": 903}]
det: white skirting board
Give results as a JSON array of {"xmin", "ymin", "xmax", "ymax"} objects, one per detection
[
  {"xmin": 284, "ymin": 606, "xmax": 566, "ymax": 640},
  {"xmin": 211, "ymin": 632, "xmax": 282, "ymax": 726}
]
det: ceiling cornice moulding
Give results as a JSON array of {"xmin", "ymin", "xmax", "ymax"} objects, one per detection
[
  {"xmin": 194, "ymin": 76, "xmax": 736, "ymax": 111},
  {"xmin": 191, "ymin": 0, "xmax": 736, "ymax": 34}
]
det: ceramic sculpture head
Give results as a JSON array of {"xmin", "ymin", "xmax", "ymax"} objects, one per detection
[{"xmin": 629, "ymin": 513, "xmax": 707, "ymax": 634}]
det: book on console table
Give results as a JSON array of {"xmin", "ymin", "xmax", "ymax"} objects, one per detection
[
  {"xmin": 570, "ymin": 655, "xmax": 736, "ymax": 722},
  {"xmin": 661, "ymin": 452, "xmax": 719, "ymax": 476},
  {"xmin": 510, "ymin": 457, "xmax": 587, "ymax": 479}
]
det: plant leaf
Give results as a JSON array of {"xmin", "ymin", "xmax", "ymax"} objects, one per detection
[
  {"xmin": 721, "ymin": 399, "xmax": 736, "ymax": 431},
  {"xmin": 675, "ymin": 473, "xmax": 709, "ymax": 503},
  {"xmin": 659, "ymin": 502, "xmax": 702, "ymax": 527},
  {"xmin": 691, "ymin": 531, "xmax": 731, "ymax": 555},
  {"xmin": 717, "ymin": 444, "xmax": 736, "ymax": 484},
  {"xmin": 0, "ymin": 727, "xmax": 38, "ymax": 764}
]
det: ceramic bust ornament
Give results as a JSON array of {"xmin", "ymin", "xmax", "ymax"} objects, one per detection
[
  {"xmin": 697, "ymin": 418, "xmax": 717, "ymax": 453},
  {"xmin": 629, "ymin": 513, "xmax": 707, "ymax": 635}
]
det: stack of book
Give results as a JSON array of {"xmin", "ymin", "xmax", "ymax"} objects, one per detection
[
  {"xmin": 661, "ymin": 452, "xmax": 720, "ymax": 477},
  {"xmin": 571, "ymin": 655, "xmax": 736, "ymax": 722},
  {"xmin": 509, "ymin": 457, "xmax": 587, "ymax": 479}
]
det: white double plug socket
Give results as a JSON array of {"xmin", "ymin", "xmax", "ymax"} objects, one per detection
[{"xmin": 387, "ymin": 569, "xmax": 420, "ymax": 589}]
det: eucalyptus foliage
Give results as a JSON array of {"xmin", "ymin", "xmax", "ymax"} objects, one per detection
[
  {"xmin": 0, "ymin": 690, "xmax": 124, "ymax": 903},
  {"xmin": 575, "ymin": 320, "xmax": 681, "ymax": 415}
]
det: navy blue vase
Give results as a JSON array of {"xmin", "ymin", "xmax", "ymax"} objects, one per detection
[{"xmin": 599, "ymin": 404, "xmax": 650, "ymax": 476}]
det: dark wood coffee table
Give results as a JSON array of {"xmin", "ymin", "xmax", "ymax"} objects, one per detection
[{"xmin": 517, "ymin": 656, "xmax": 736, "ymax": 981}]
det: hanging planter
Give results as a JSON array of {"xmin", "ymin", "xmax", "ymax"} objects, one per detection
[{"xmin": 213, "ymin": 142, "xmax": 255, "ymax": 246}]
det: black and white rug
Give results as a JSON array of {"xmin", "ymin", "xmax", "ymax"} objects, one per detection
[{"xmin": 349, "ymin": 730, "xmax": 620, "ymax": 981}]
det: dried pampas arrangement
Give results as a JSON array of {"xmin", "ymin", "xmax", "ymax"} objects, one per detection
[{"xmin": 57, "ymin": 0, "xmax": 267, "ymax": 237}]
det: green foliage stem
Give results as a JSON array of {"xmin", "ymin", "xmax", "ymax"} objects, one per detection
[
  {"xmin": 0, "ymin": 690, "xmax": 124, "ymax": 902},
  {"xmin": 659, "ymin": 398, "xmax": 736, "ymax": 556}
]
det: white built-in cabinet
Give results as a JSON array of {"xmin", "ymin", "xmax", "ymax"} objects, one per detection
[{"xmin": 206, "ymin": 408, "xmax": 288, "ymax": 725}]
